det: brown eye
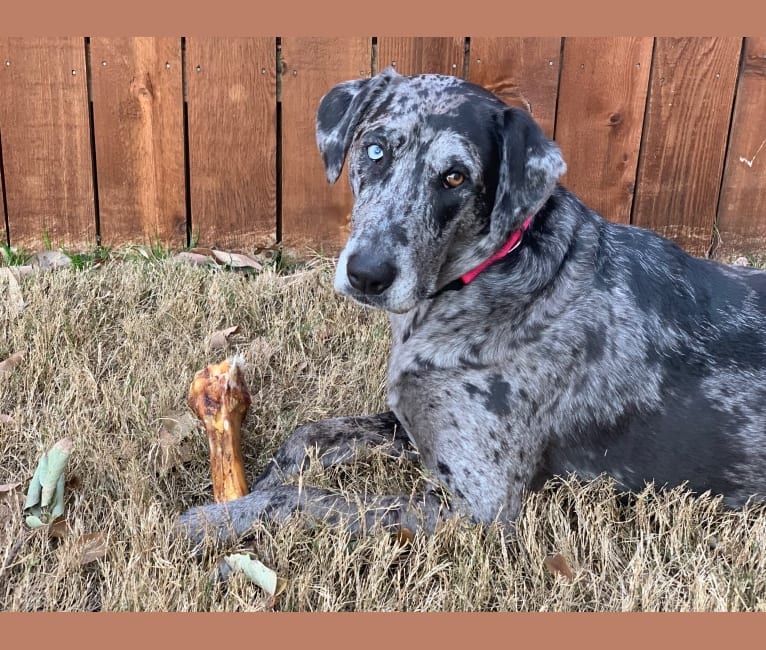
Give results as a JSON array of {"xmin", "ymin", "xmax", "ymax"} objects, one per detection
[{"xmin": 443, "ymin": 171, "xmax": 464, "ymax": 188}]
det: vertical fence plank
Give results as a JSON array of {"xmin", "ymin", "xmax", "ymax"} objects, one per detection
[
  {"xmin": 376, "ymin": 37, "xmax": 464, "ymax": 76},
  {"xmin": 1, "ymin": 132, "xmax": 7, "ymax": 244},
  {"xmin": 0, "ymin": 37, "xmax": 95, "ymax": 249},
  {"xmin": 280, "ymin": 37, "xmax": 372, "ymax": 253},
  {"xmin": 468, "ymin": 37, "xmax": 562, "ymax": 139},
  {"xmin": 186, "ymin": 37, "xmax": 277, "ymax": 250},
  {"xmin": 555, "ymin": 37, "xmax": 653, "ymax": 224},
  {"xmin": 632, "ymin": 37, "xmax": 741, "ymax": 255},
  {"xmin": 716, "ymin": 37, "xmax": 766, "ymax": 257},
  {"xmin": 90, "ymin": 37, "xmax": 186, "ymax": 247}
]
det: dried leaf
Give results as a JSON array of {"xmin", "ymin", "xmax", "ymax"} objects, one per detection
[
  {"xmin": 223, "ymin": 553, "xmax": 283, "ymax": 596},
  {"xmin": 188, "ymin": 247, "xmax": 216, "ymax": 258},
  {"xmin": 0, "ymin": 482, "xmax": 22, "ymax": 495},
  {"xmin": 1, "ymin": 268, "xmax": 25, "ymax": 316},
  {"xmin": 0, "ymin": 351, "xmax": 23, "ymax": 379},
  {"xmin": 77, "ymin": 532, "xmax": 108, "ymax": 565},
  {"xmin": 0, "ymin": 414, "xmax": 15, "ymax": 425},
  {"xmin": 47, "ymin": 517, "xmax": 70, "ymax": 539},
  {"xmin": 205, "ymin": 325, "xmax": 240, "ymax": 351},
  {"xmin": 211, "ymin": 250, "xmax": 264, "ymax": 270},
  {"xmin": 65, "ymin": 474, "xmax": 82, "ymax": 492},
  {"xmin": 733, "ymin": 256, "xmax": 750, "ymax": 267},
  {"xmin": 29, "ymin": 250, "xmax": 72, "ymax": 271},
  {"xmin": 155, "ymin": 411, "xmax": 198, "ymax": 476},
  {"xmin": 395, "ymin": 527, "xmax": 414, "ymax": 546},
  {"xmin": 544, "ymin": 552, "xmax": 574, "ymax": 582},
  {"xmin": 171, "ymin": 251, "xmax": 215, "ymax": 267},
  {"xmin": 5, "ymin": 265, "xmax": 34, "ymax": 278}
]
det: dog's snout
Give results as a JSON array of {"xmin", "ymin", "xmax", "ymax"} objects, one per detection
[{"xmin": 346, "ymin": 254, "xmax": 398, "ymax": 295}]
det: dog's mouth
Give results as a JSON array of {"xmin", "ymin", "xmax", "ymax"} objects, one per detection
[{"xmin": 338, "ymin": 286, "xmax": 419, "ymax": 314}]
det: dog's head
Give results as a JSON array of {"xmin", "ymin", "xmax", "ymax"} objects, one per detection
[{"xmin": 316, "ymin": 67, "xmax": 566, "ymax": 313}]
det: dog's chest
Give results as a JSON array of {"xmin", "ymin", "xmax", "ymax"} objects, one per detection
[{"xmin": 385, "ymin": 304, "xmax": 504, "ymax": 448}]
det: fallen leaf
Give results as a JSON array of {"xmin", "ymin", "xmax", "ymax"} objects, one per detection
[
  {"xmin": 29, "ymin": 250, "xmax": 72, "ymax": 271},
  {"xmin": 0, "ymin": 482, "xmax": 21, "ymax": 495},
  {"xmin": 65, "ymin": 474, "xmax": 82, "ymax": 492},
  {"xmin": 171, "ymin": 251, "xmax": 215, "ymax": 266},
  {"xmin": 211, "ymin": 250, "xmax": 264, "ymax": 270},
  {"xmin": 223, "ymin": 553, "xmax": 284, "ymax": 597},
  {"xmin": 733, "ymin": 256, "xmax": 750, "ymax": 267},
  {"xmin": 188, "ymin": 247, "xmax": 216, "ymax": 258},
  {"xmin": 155, "ymin": 411, "xmax": 198, "ymax": 476},
  {"xmin": 395, "ymin": 526, "xmax": 414, "ymax": 546},
  {"xmin": 2, "ymin": 264, "xmax": 34, "ymax": 278},
  {"xmin": 544, "ymin": 552, "xmax": 574, "ymax": 582},
  {"xmin": 0, "ymin": 483, "xmax": 25, "ymax": 538},
  {"xmin": 205, "ymin": 325, "xmax": 240, "ymax": 351},
  {"xmin": 0, "ymin": 351, "xmax": 24, "ymax": 379},
  {"xmin": 47, "ymin": 517, "xmax": 70, "ymax": 539},
  {"xmin": 77, "ymin": 532, "xmax": 108, "ymax": 565},
  {"xmin": 2, "ymin": 267, "xmax": 25, "ymax": 316}
]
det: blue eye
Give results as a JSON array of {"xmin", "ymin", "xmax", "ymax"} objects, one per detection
[{"xmin": 367, "ymin": 144, "xmax": 384, "ymax": 161}]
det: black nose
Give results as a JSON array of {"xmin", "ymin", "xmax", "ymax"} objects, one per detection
[{"xmin": 346, "ymin": 253, "xmax": 398, "ymax": 295}]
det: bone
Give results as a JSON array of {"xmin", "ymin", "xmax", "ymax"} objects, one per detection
[{"xmin": 187, "ymin": 357, "xmax": 251, "ymax": 503}]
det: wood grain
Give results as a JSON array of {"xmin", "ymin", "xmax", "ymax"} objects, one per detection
[
  {"xmin": 632, "ymin": 37, "xmax": 741, "ymax": 255},
  {"xmin": 555, "ymin": 37, "xmax": 653, "ymax": 224},
  {"xmin": 186, "ymin": 38, "xmax": 277, "ymax": 250},
  {"xmin": 280, "ymin": 37, "xmax": 372, "ymax": 253},
  {"xmin": 716, "ymin": 37, "xmax": 766, "ymax": 257},
  {"xmin": 468, "ymin": 37, "xmax": 562, "ymax": 138},
  {"xmin": 90, "ymin": 37, "xmax": 186, "ymax": 247},
  {"xmin": 376, "ymin": 37, "xmax": 464, "ymax": 76},
  {"xmin": 0, "ymin": 37, "xmax": 95, "ymax": 249},
  {"xmin": 1, "ymin": 130, "xmax": 7, "ymax": 245}
]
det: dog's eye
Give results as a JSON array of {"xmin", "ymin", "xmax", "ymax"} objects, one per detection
[
  {"xmin": 367, "ymin": 144, "xmax": 385, "ymax": 161},
  {"xmin": 443, "ymin": 171, "xmax": 464, "ymax": 188}
]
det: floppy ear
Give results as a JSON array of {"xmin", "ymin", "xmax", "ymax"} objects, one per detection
[
  {"xmin": 489, "ymin": 107, "xmax": 566, "ymax": 239},
  {"xmin": 315, "ymin": 68, "xmax": 399, "ymax": 184}
]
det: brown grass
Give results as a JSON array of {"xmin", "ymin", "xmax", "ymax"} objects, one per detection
[{"xmin": 2, "ymin": 259, "xmax": 766, "ymax": 611}]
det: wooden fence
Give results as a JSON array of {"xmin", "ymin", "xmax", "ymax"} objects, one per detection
[{"xmin": 0, "ymin": 37, "xmax": 764, "ymax": 258}]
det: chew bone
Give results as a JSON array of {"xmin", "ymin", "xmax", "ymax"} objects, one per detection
[{"xmin": 187, "ymin": 356, "xmax": 251, "ymax": 502}]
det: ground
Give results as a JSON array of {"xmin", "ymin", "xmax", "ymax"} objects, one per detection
[{"xmin": 1, "ymin": 257, "xmax": 766, "ymax": 611}]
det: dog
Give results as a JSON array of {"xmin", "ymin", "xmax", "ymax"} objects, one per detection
[{"xmin": 177, "ymin": 67, "xmax": 766, "ymax": 546}]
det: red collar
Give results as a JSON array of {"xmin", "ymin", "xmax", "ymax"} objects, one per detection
[
  {"xmin": 460, "ymin": 216, "xmax": 533, "ymax": 285},
  {"xmin": 428, "ymin": 216, "xmax": 533, "ymax": 299}
]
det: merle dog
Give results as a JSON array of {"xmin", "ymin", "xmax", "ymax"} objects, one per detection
[{"xmin": 177, "ymin": 67, "xmax": 766, "ymax": 545}]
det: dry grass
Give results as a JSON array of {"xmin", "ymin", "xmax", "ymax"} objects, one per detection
[{"xmin": 2, "ymin": 258, "xmax": 766, "ymax": 611}]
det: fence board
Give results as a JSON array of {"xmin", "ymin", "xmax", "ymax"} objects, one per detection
[
  {"xmin": 90, "ymin": 37, "xmax": 186, "ymax": 247},
  {"xmin": 716, "ymin": 37, "xmax": 766, "ymax": 257},
  {"xmin": 555, "ymin": 37, "xmax": 653, "ymax": 224},
  {"xmin": 632, "ymin": 37, "xmax": 741, "ymax": 255},
  {"xmin": 468, "ymin": 37, "xmax": 562, "ymax": 139},
  {"xmin": 186, "ymin": 37, "xmax": 277, "ymax": 250},
  {"xmin": 280, "ymin": 37, "xmax": 372, "ymax": 253},
  {"xmin": 0, "ymin": 37, "xmax": 95, "ymax": 249},
  {"xmin": 1, "ymin": 131, "xmax": 7, "ymax": 244},
  {"xmin": 376, "ymin": 37, "xmax": 464, "ymax": 76}
]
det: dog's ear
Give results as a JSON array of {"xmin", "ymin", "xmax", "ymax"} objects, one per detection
[
  {"xmin": 490, "ymin": 107, "xmax": 566, "ymax": 238},
  {"xmin": 316, "ymin": 68, "xmax": 399, "ymax": 184}
]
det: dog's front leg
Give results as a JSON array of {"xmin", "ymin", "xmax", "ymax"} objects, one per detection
[
  {"xmin": 175, "ymin": 485, "xmax": 451, "ymax": 547},
  {"xmin": 251, "ymin": 411, "xmax": 416, "ymax": 490}
]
